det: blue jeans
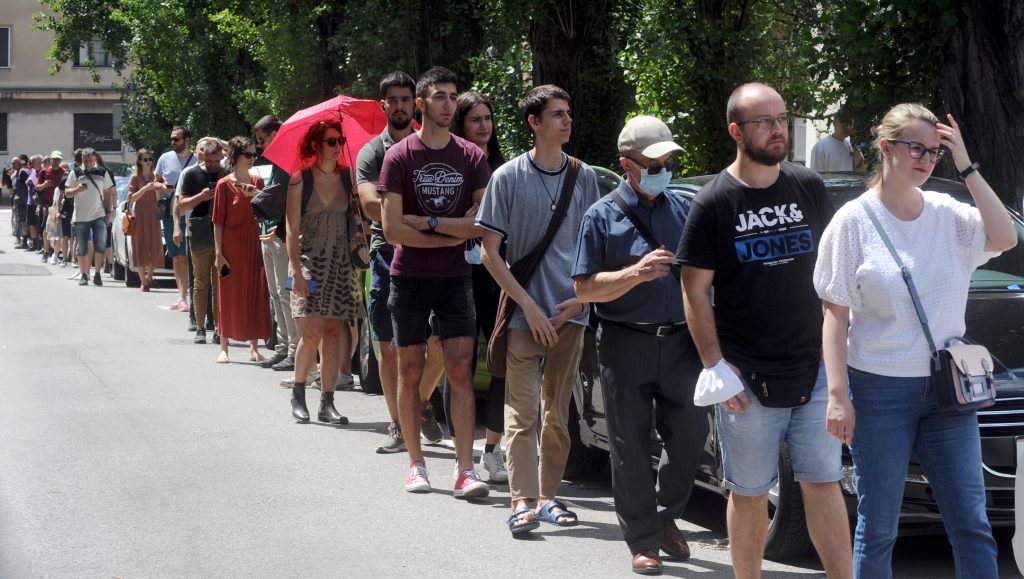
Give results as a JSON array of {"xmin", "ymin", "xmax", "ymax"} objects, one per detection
[
  {"xmin": 73, "ymin": 217, "xmax": 107, "ymax": 256},
  {"xmin": 848, "ymin": 368, "xmax": 997, "ymax": 579}
]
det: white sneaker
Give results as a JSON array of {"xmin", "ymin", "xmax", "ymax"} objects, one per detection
[
  {"xmin": 480, "ymin": 450, "xmax": 509, "ymax": 483},
  {"xmin": 335, "ymin": 372, "xmax": 355, "ymax": 391},
  {"xmin": 49, "ymin": 255, "xmax": 57, "ymax": 265}
]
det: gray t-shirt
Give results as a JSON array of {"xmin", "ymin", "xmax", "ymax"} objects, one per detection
[
  {"xmin": 476, "ymin": 151, "xmax": 600, "ymax": 331},
  {"xmin": 355, "ymin": 128, "xmax": 398, "ymax": 254},
  {"xmin": 65, "ymin": 167, "xmax": 113, "ymax": 223}
]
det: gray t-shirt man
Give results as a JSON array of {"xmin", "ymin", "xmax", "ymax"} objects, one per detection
[
  {"xmin": 476, "ymin": 151, "xmax": 600, "ymax": 330},
  {"xmin": 355, "ymin": 128, "xmax": 397, "ymax": 254}
]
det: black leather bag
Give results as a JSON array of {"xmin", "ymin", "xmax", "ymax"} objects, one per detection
[
  {"xmin": 744, "ymin": 363, "xmax": 819, "ymax": 408},
  {"xmin": 251, "ymin": 182, "xmax": 285, "ymax": 222},
  {"xmin": 187, "ymin": 214, "xmax": 214, "ymax": 249},
  {"xmin": 156, "ymin": 195, "xmax": 172, "ymax": 220}
]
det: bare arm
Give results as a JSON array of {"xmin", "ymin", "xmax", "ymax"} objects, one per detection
[
  {"xmin": 403, "ymin": 187, "xmax": 484, "ymax": 240},
  {"xmin": 481, "ymin": 229, "xmax": 561, "ymax": 346},
  {"xmin": 129, "ymin": 181, "xmax": 157, "ymax": 203},
  {"xmin": 381, "ymin": 192, "xmax": 462, "ymax": 248},
  {"xmin": 357, "ymin": 181, "xmax": 383, "ymax": 223},
  {"xmin": 177, "ymin": 187, "xmax": 213, "ymax": 211},
  {"xmin": 285, "ymin": 175, "xmax": 311, "ymax": 298},
  {"xmin": 822, "ymin": 300, "xmax": 854, "ymax": 444},
  {"xmin": 681, "ymin": 265, "xmax": 724, "ymax": 368},
  {"xmin": 574, "ymin": 248, "xmax": 675, "ymax": 304},
  {"xmin": 214, "ymin": 222, "xmax": 228, "ymax": 270}
]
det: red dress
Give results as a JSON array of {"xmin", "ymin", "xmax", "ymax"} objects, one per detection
[
  {"xmin": 129, "ymin": 175, "xmax": 165, "ymax": 269},
  {"xmin": 212, "ymin": 174, "xmax": 271, "ymax": 341}
]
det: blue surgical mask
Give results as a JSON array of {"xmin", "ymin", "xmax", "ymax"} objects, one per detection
[
  {"xmin": 639, "ymin": 168, "xmax": 672, "ymax": 196},
  {"xmin": 464, "ymin": 242, "xmax": 483, "ymax": 265}
]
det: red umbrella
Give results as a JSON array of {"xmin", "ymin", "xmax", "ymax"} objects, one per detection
[{"xmin": 262, "ymin": 95, "xmax": 387, "ymax": 175}]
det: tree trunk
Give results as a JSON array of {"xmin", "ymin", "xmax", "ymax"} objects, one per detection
[{"xmin": 943, "ymin": 0, "xmax": 1024, "ymax": 210}]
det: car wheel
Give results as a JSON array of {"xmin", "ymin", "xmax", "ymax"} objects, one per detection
[
  {"xmin": 112, "ymin": 258, "xmax": 126, "ymax": 281},
  {"xmin": 563, "ymin": 382, "xmax": 609, "ymax": 480},
  {"xmin": 764, "ymin": 445, "xmax": 814, "ymax": 560},
  {"xmin": 356, "ymin": 319, "xmax": 381, "ymax": 395}
]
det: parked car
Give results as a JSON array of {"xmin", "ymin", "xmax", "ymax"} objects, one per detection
[
  {"xmin": 108, "ymin": 162, "xmax": 176, "ymax": 287},
  {"xmin": 566, "ymin": 171, "xmax": 1024, "ymax": 560}
]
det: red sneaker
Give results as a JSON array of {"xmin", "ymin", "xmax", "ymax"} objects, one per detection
[
  {"xmin": 453, "ymin": 468, "xmax": 489, "ymax": 499},
  {"xmin": 404, "ymin": 461, "xmax": 431, "ymax": 493}
]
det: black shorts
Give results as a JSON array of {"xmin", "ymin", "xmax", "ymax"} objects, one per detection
[
  {"xmin": 61, "ymin": 214, "xmax": 73, "ymax": 237},
  {"xmin": 14, "ymin": 202, "xmax": 28, "ymax": 224},
  {"xmin": 388, "ymin": 276, "xmax": 475, "ymax": 347}
]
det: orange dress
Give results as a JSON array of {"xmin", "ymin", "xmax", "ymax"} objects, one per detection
[
  {"xmin": 212, "ymin": 174, "xmax": 271, "ymax": 341},
  {"xmin": 128, "ymin": 175, "xmax": 165, "ymax": 269}
]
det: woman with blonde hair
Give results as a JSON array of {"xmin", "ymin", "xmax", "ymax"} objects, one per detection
[
  {"xmin": 814, "ymin": 103, "xmax": 1016, "ymax": 578},
  {"xmin": 127, "ymin": 149, "xmax": 165, "ymax": 290}
]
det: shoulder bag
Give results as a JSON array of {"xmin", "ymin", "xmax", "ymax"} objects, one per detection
[
  {"xmin": 298, "ymin": 168, "xmax": 370, "ymax": 270},
  {"xmin": 486, "ymin": 156, "xmax": 581, "ymax": 378},
  {"xmin": 859, "ymin": 197, "xmax": 996, "ymax": 412},
  {"xmin": 609, "ymin": 190, "xmax": 680, "ymax": 279}
]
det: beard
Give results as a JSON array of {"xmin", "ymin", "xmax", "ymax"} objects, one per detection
[
  {"xmin": 743, "ymin": 134, "xmax": 788, "ymax": 166},
  {"xmin": 389, "ymin": 115, "xmax": 411, "ymax": 131}
]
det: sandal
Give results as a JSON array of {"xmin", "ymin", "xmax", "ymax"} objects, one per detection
[
  {"xmin": 506, "ymin": 507, "xmax": 540, "ymax": 535},
  {"xmin": 250, "ymin": 351, "xmax": 265, "ymax": 363},
  {"xmin": 536, "ymin": 500, "xmax": 579, "ymax": 527},
  {"xmin": 217, "ymin": 352, "xmax": 229, "ymax": 364}
]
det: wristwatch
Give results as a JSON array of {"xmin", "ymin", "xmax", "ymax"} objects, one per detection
[
  {"xmin": 428, "ymin": 215, "xmax": 438, "ymax": 232},
  {"xmin": 959, "ymin": 161, "xmax": 980, "ymax": 180}
]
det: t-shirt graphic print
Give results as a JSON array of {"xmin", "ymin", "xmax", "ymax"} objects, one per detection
[
  {"xmin": 413, "ymin": 163, "xmax": 466, "ymax": 216},
  {"xmin": 733, "ymin": 200, "xmax": 814, "ymax": 266}
]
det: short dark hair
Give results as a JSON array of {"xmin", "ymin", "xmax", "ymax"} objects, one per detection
[
  {"xmin": 835, "ymin": 105, "xmax": 853, "ymax": 125},
  {"xmin": 518, "ymin": 85, "xmax": 570, "ymax": 134},
  {"xmin": 380, "ymin": 72, "xmax": 415, "ymax": 99},
  {"xmin": 254, "ymin": 115, "xmax": 281, "ymax": 134},
  {"xmin": 228, "ymin": 135, "xmax": 255, "ymax": 165},
  {"xmin": 171, "ymin": 125, "xmax": 192, "ymax": 139},
  {"xmin": 416, "ymin": 66, "xmax": 458, "ymax": 99}
]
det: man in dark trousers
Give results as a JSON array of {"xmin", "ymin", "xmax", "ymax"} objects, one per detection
[{"xmin": 573, "ymin": 116, "xmax": 707, "ymax": 575}]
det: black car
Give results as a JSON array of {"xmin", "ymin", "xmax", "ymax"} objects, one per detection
[{"xmin": 566, "ymin": 171, "xmax": 1024, "ymax": 559}]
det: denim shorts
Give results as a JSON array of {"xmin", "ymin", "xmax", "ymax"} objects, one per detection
[
  {"xmin": 388, "ymin": 275, "xmax": 475, "ymax": 346},
  {"xmin": 716, "ymin": 361, "xmax": 841, "ymax": 496},
  {"xmin": 162, "ymin": 215, "xmax": 188, "ymax": 258},
  {"xmin": 73, "ymin": 217, "xmax": 107, "ymax": 256}
]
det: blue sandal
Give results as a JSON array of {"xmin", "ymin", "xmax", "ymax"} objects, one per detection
[
  {"xmin": 507, "ymin": 507, "xmax": 540, "ymax": 535},
  {"xmin": 536, "ymin": 500, "xmax": 579, "ymax": 527}
]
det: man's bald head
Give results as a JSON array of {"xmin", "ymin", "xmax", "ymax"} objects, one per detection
[{"xmin": 726, "ymin": 83, "xmax": 783, "ymax": 126}]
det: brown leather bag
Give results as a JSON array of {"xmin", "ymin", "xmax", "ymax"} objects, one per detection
[
  {"xmin": 121, "ymin": 208, "xmax": 137, "ymax": 236},
  {"xmin": 486, "ymin": 157, "xmax": 581, "ymax": 378}
]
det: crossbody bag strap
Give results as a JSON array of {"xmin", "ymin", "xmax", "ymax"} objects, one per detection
[
  {"xmin": 610, "ymin": 190, "xmax": 679, "ymax": 280},
  {"xmin": 858, "ymin": 198, "xmax": 939, "ymax": 359}
]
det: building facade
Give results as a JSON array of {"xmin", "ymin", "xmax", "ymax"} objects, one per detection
[{"xmin": 1, "ymin": 0, "xmax": 129, "ymax": 164}]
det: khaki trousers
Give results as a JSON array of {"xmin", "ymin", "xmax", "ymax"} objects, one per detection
[
  {"xmin": 504, "ymin": 323, "xmax": 585, "ymax": 502},
  {"xmin": 191, "ymin": 245, "xmax": 218, "ymax": 331}
]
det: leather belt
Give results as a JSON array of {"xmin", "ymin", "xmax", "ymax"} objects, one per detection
[{"xmin": 605, "ymin": 320, "xmax": 687, "ymax": 337}]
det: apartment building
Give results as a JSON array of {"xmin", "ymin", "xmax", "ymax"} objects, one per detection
[{"xmin": 0, "ymin": 0, "xmax": 129, "ymax": 164}]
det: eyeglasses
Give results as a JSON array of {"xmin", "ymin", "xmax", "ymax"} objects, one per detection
[
  {"xmin": 321, "ymin": 137, "xmax": 345, "ymax": 147},
  {"xmin": 141, "ymin": 157, "xmax": 153, "ymax": 162},
  {"xmin": 170, "ymin": 136, "xmax": 183, "ymax": 142},
  {"xmin": 239, "ymin": 151, "xmax": 256, "ymax": 159},
  {"xmin": 736, "ymin": 113, "xmax": 789, "ymax": 132},
  {"xmin": 627, "ymin": 156, "xmax": 678, "ymax": 176},
  {"xmin": 888, "ymin": 139, "xmax": 945, "ymax": 164}
]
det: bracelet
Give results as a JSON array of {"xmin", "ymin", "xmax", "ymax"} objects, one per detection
[{"xmin": 959, "ymin": 161, "xmax": 980, "ymax": 180}]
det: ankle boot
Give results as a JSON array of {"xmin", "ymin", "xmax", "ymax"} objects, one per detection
[
  {"xmin": 318, "ymin": 391, "xmax": 348, "ymax": 425},
  {"xmin": 291, "ymin": 383, "xmax": 309, "ymax": 422}
]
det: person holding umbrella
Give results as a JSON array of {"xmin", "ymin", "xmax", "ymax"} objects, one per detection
[{"xmin": 286, "ymin": 119, "xmax": 367, "ymax": 424}]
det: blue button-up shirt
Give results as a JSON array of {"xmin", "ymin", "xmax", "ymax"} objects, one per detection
[{"xmin": 572, "ymin": 178, "xmax": 691, "ymax": 324}]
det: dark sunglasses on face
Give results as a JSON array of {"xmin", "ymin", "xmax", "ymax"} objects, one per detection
[
  {"xmin": 321, "ymin": 137, "xmax": 344, "ymax": 147},
  {"xmin": 141, "ymin": 157, "xmax": 153, "ymax": 162},
  {"xmin": 888, "ymin": 139, "xmax": 945, "ymax": 163},
  {"xmin": 239, "ymin": 151, "xmax": 256, "ymax": 159},
  {"xmin": 628, "ymin": 156, "xmax": 678, "ymax": 176},
  {"xmin": 170, "ymin": 136, "xmax": 182, "ymax": 142}
]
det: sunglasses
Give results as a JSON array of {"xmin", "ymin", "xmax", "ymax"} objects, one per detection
[
  {"xmin": 170, "ymin": 136, "xmax": 183, "ymax": 142},
  {"xmin": 321, "ymin": 137, "xmax": 345, "ymax": 147},
  {"xmin": 627, "ymin": 156, "xmax": 678, "ymax": 176},
  {"xmin": 239, "ymin": 151, "xmax": 256, "ymax": 159},
  {"xmin": 141, "ymin": 157, "xmax": 153, "ymax": 162}
]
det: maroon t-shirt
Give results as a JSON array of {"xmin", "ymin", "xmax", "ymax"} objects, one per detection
[
  {"xmin": 378, "ymin": 133, "xmax": 490, "ymax": 278},
  {"xmin": 36, "ymin": 166, "xmax": 66, "ymax": 205}
]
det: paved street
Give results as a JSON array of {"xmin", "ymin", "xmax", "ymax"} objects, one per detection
[{"xmin": 0, "ymin": 207, "xmax": 1019, "ymax": 578}]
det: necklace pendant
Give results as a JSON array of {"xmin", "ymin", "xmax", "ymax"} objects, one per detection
[{"xmin": 550, "ymin": 203, "xmax": 557, "ymax": 211}]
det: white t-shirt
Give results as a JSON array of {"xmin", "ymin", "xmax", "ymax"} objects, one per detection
[
  {"xmin": 809, "ymin": 135, "xmax": 854, "ymax": 172},
  {"xmin": 814, "ymin": 190, "xmax": 997, "ymax": 377},
  {"xmin": 64, "ymin": 168, "xmax": 113, "ymax": 223}
]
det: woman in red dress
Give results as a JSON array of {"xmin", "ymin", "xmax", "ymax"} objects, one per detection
[
  {"xmin": 127, "ymin": 148, "xmax": 165, "ymax": 290},
  {"xmin": 213, "ymin": 136, "xmax": 271, "ymax": 363}
]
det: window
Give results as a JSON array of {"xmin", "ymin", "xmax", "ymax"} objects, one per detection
[
  {"xmin": 0, "ymin": 113, "xmax": 7, "ymax": 153},
  {"xmin": 0, "ymin": 27, "xmax": 10, "ymax": 68},
  {"xmin": 74, "ymin": 38, "xmax": 113, "ymax": 68},
  {"xmin": 73, "ymin": 114, "xmax": 121, "ymax": 152}
]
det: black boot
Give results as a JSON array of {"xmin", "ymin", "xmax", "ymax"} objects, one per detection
[
  {"xmin": 318, "ymin": 391, "xmax": 348, "ymax": 425},
  {"xmin": 291, "ymin": 383, "xmax": 309, "ymax": 422}
]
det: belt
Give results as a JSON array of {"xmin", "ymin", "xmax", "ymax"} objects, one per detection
[{"xmin": 605, "ymin": 320, "xmax": 687, "ymax": 338}]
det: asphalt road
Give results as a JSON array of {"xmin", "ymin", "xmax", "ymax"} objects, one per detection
[{"xmin": 0, "ymin": 207, "xmax": 1020, "ymax": 578}]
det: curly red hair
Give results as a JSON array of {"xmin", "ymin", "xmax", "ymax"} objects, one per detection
[{"xmin": 298, "ymin": 119, "xmax": 346, "ymax": 166}]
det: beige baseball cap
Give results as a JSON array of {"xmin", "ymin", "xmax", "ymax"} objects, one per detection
[
  {"xmin": 617, "ymin": 116, "xmax": 683, "ymax": 158},
  {"xmin": 50, "ymin": 150, "xmax": 64, "ymax": 159}
]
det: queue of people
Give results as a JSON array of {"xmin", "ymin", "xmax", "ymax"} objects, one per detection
[{"xmin": 3, "ymin": 67, "xmax": 1010, "ymax": 579}]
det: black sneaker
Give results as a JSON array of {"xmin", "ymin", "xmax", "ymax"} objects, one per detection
[
  {"xmin": 93, "ymin": 271, "xmax": 102, "ymax": 286},
  {"xmin": 212, "ymin": 332, "xmax": 221, "ymax": 345},
  {"xmin": 78, "ymin": 273, "xmax": 88, "ymax": 286},
  {"xmin": 193, "ymin": 330, "xmax": 207, "ymax": 344},
  {"xmin": 103, "ymin": 263, "xmax": 112, "ymax": 275},
  {"xmin": 205, "ymin": 320, "xmax": 215, "ymax": 331},
  {"xmin": 260, "ymin": 353, "xmax": 287, "ymax": 368},
  {"xmin": 271, "ymin": 356, "xmax": 295, "ymax": 371},
  {"xmin": 40, "ymin": 253, "xmax": 48, "ymax": 263}
]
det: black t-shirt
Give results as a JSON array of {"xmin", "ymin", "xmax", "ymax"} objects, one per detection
[
  {"xmin": 180, "ymin": 167, "xmax": 227, "ymax": 217},
  {"xmin": 675, "ymin": 162, "xmax": 835, "ymax": 373}
]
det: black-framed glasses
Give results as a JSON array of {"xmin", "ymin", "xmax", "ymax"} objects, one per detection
[
  {"xmin": 736, "ymin": 113, "xmax": 789, "ymax": 132},
  {"xmin": 239, "ymin": 151, "xmax": 256, "ymax": 159},
  {"xmin": 321, "ymin": 137, "xmax": 345, "ymax": 147},
  {"xmin": 888, "ymin": 139, "xmax": 945, "ymax": 164},
  {"xmin": 627, "ymin": 156, "xmax": 678, "ymax": 176}
]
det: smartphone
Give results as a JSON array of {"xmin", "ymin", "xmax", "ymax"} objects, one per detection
[
  {"xmin": 285, "ymin": 276, "xmax": 316, "ymax": 295},
  {"xmin": 219, "ymin": 264, "xmax": 231, "ymax": 278}
]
